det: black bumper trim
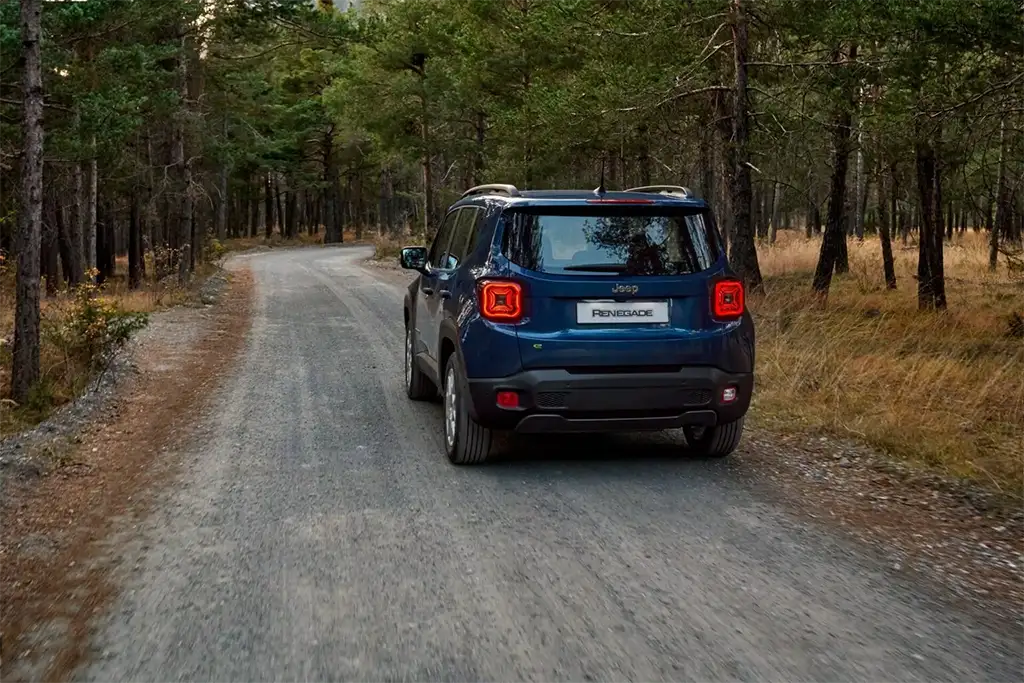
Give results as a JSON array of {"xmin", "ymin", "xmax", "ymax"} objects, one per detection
[
  {"xmin": 467, "ymin": 366, "xmax": 752, "ymax": 433},
  {"xmin": 514, "ymin": 410, "xmax": 717, "ymax": 434}
]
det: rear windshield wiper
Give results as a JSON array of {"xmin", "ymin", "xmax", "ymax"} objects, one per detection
[{"xmin": 562, "ymin": 263, "xmax": 628, "ymax": 273}]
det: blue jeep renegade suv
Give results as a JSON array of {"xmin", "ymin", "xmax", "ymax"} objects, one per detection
[{"xmin": 399, "ymin": 184, "xmax": 755, "ymax": 465}]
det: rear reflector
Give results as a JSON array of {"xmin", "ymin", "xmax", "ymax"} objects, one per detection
[
  {"xmin": 711, "ymin": 279, "xmax": 745, "ymax": 320},
  {"xmin": 496, "ymin": 391, "xmax": 519, "ymax": 409},
  {"xmin": 478, "ymin": 280, "xmax": 524, "ymax": 323}
]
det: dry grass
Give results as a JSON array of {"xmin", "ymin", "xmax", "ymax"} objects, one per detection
[
  {"xmin": 752, "ymin": 230, "xmax": 1024, "ymax": 493},
  {"xmin": 0, "ymin": 261, "xmax": 214, "ymax": 435},
  {"xmin": 218, "ymin": 228, "xmax": 374, "ymax": 254},
  {"xmin": 372, "ymin": 234, "xmax": 405, "ymax": 262}
]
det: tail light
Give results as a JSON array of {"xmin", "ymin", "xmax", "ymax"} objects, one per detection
[
  {"xmin": 477, "ymin": 279, "xmax": 524, "ymax": 323},
  {"xmin": 711, "ymin": 278, "xmax": 745, "ymax": 321}
]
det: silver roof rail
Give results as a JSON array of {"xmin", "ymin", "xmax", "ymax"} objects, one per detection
[
  {"xmin": 461, "ymin": 183, "xmax": 520, "ymax": 199},
  {"xmin": 625, "ymin": 185, "xmax": 694, "ymax": 198}
]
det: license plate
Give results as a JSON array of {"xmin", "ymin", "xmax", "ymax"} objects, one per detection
[{"xmin": 576, "ymin": 300, "xmax": 669, "ymax": 324}]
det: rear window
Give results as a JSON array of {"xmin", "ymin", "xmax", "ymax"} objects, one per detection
[{"xmin": 501, "ymin": 206, "xmax": 721, "ymax": 276}]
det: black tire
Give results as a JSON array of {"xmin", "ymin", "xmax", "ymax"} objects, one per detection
[
  {"xmin": 405, "ymin": 324, "xmax": 436, "ymax": 401},
  {"xmin": 442, "ymin": 353, "xmax": 495, "ymax": 465},
  {"xmin": 683, "ymin": 417, "xmax": 745, "ymax": 458}
]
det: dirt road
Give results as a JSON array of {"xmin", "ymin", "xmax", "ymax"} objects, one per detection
[{"xmin": 79, "ymin": 246, "xmax": 1022, "ymax": 681}]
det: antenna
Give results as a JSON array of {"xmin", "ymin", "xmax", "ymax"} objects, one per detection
[{"xmin": 595, "ymin": 155, "xmax": 607, "ymax": 195}]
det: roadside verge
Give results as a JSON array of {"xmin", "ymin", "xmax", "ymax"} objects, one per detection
[{"xmin": 0, "ymin": 264, "xmax": 255, "ymax": 682}]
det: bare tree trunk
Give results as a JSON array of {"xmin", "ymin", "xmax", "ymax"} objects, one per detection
[
  {"xmin": 41, "ymin": 187, "xmax": 60, "ymax": 296},
  {"xmin": 473, "ymin": 111, "xmax": 486, "ymax": 186},
  {"xmin": 87, "ymin": 141, "xmax": 98, "ymax": 278},
  {"xmin": 854, "ymin": 120, "xmax": 865, "ymax": 241},
  {"xmin": 12, "ymin": 0, "xmax": 44, "ymax": 403},
  {"xmin": 877, "ymin": 161, "xmax": 897, "ymax": 289},
  {"xmin": 217, "ymin": 163, "xmax": 229, "ymax": 241},
  {"xmin": 769, "ymin": 180, "xmax": 782, "ymax": 244},
  {"xmin": 813, "ymin": 44, "xmax": 857, "ymax": 295},
  {"xmin": 274, "ymin": 174, "xmax": 285, "ymax": 238},
  {"xmin": 915, "ymin": 131, "xmax": 947, "ymax": 311},
  {"xmin": 991, "ymin": 119, "xmax": 1009, "ymax": 270},
  {"xmin": 264, "ymin": 173, "xmax": 274, "ymax": 239},
  {"xmin": 129, "ymin": 191, "xmax": 143, "ymax": 289},
  {"xmin": 727, "ymin": 0, "xmax": 762, "ymax": 290}
]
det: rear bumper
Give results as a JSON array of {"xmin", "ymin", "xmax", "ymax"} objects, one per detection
[{"xmin": 466, "ymin": 367, "xmax": 752, "ymax": 433}]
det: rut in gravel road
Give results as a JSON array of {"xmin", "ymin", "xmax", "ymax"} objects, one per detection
[{"xmin": 76, "ymin": 246, "xmax": 1022, "ymax": 682}]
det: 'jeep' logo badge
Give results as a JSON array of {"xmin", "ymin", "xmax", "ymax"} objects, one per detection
[{"xmin": 611, "ymin": 284, "xmax": 639, "ymax": 295}]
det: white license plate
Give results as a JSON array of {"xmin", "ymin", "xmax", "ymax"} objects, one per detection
[{"xmin": 576, "ymin": 300, "xmax": 669, "ymax": 324}]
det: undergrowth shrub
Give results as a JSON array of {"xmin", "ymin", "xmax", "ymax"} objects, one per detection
[{"xmin": 44, "ymin": 279, "xmax": 150, "ymax": 373}]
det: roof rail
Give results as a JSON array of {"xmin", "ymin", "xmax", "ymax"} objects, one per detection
[
  {"xmin": 625, "ymin": 185, "xmax": 694, "ymax": 198},
  {"xmin": 461, "ymin": 183, "xmax": 520, "ymax": 199}
]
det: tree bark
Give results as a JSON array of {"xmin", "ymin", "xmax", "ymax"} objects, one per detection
[
  {"xmin": 129, "ymin": 191, "xmax": 143, "ymax": 289},
  {"xmin": 217, "ymin": 163, "xmax": 229, "ymax": 241},
  {"xmin": 87, "ymin": 142, "xmax": 98, "ymax": 278},
  {"xmin": 769, "ymin": 181, "xmax": 782, "ymax": 244},
  {"xmin": 915, "ymin": 133, "xmax": 947, "ymax": 310},
  {"xmin": 878, "ymin": 162, "xmax": 897, "ymax": 289},
  {"xmin": 727, "ymin": 0, "xmax": 762, "ymax": 290},
  {"xmin": 41, "ymin": 189, "xmax": 59, "ymax": 296},
  {"xmin": 55, "ymin": 189, "xmax": 80, "ymax": 286},
  {"xmin": 812, "ymin": 44, "xmax": 857, "ymax": 295},
  {"xmin": 992, "ymin": 118, "xmax": 1009, "ymax": 269},
  {"xmin": 854, "ymin": 120, "xmax": 865, "ymax": 240},
  {"xmin": 11, "ymin": 0, "xmax": 44, "ymax": 403},
  {"xmin": 264, "ymin": 172, "xmax": 274, "ymax": 239}
]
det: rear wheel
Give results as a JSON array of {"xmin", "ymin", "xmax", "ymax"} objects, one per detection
[
  {"xmin": 443, "ymin": 354, "xmax": 495, "ymax": 465},
  {"xmin": 405, "ymin": 324, "xmax": 436, "ymax": 401},
  {"xmin": 683, "ymin": 417, "xmax": 745, "ymax": 458}
]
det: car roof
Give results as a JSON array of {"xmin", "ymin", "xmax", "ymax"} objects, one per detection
[{"xmin": 452, "ymin": 188, "xmax": 708, "ymax": 210}]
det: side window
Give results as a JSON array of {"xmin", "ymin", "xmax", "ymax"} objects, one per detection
[
  {"xmin": 443, "ymin": 207, "xmax": 481, "ymax": 270},
  {"xmin": 428, "ymin": 210, "xmax": 460, "ymax": 268}
]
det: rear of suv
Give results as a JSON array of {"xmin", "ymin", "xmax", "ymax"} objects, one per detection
[{"xmin": 400, "ymin": 184, "xmax": 755, "ymax": 465}]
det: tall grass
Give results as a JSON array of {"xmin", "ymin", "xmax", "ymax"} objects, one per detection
[{"xmin": 753, "ymin": 230, "xmax": 1023, "ymax": 492}]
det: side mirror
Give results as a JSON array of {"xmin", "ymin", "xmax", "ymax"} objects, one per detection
[{"xmin": 399, "ymin": 246, "xmax": 429, "ymax": 273}]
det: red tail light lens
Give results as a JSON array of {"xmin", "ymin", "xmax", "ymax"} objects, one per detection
[
  {"xmin": 712, "ymin": 279, "xmax": 745, "ymax": 320},
  {"xmin": 496, "ymin": 391, "xmax": 520, "ymax": 409},
  {"xmin": 478, "ymin": 280, "xmax": 524, "ymax": 323}
]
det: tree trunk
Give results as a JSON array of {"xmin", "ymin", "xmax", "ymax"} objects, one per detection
[
  {"xmin": 41, "ymin": 190, "xmax": 60, "ymax": 297},
  {"xmin": 264, "ymin": 173, "xmax": 274, "ymax": 239},
  {"xmin": 915, "ymin": 133, "xmax": 947, "ymax": 310},
  {"xmin": 854, "ymin": 121, "xmax": 865, "ymax": 241},
  {"xmin": 217, "ymin": 163, "xmax": 229, "ymax": 241},
  {"xmin": 55, "ymin": 189, "xmax": 79, "ymax": 286},
  {"xmin": 727, "ymin": 0, "xmax": 762, "ymax": 290},
  {"xmin": 129, "ymin": 191, "xmax": 143, "ymax": 289},
  {"xmin": 274, "ymin": 174, "xmax": 285, "ymax": 238},
  {"xmin": 992, "ymin": 119, "xmax": 1009, "ymax": 269},
  {"xmin": 87, "ymin": 142, "xmax": 98, "ymax": 278},
  {"xmin": 769, "ymin": 181, "xmax": 782, "ymax": 244},
  {"xmin": 878, "ymin": 162, "xmax": 897, "ymax": 289},
  {"xmin": 286, "ymin": 190, "xmax": 298, "ymax": 239},
  {"xmin": 11, "ymin": 0, "xmax": 44, "ymax": 403},
  {"xmin": 812, "ymin": 44, "xmax": 857, "ymax": 295},
  {"xmin": 473, "ymin": 111, "xmax": 486, "ymax": 186}
]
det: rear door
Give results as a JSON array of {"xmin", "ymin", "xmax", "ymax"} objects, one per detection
[{"xmin": 501, "ymin": 203, "xmax": 727, "ymax": 369}]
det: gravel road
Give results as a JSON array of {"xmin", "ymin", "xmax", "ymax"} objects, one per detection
[{"xmin": 81, "ymin": 246, "xmax": 1023, "ymax": 682}]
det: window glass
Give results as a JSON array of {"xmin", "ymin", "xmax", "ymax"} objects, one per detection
[
  {"xmin": 428, "ymin": 210, "xmax": 461, "ymax": 268},
  {"xmin": 501, "ymin": 207, "xmax": 720, "ymax": 276},
  {"xmin": 443, "ymin": 207, "xmax": 482, "ymax": 269}
]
